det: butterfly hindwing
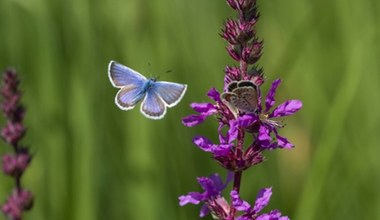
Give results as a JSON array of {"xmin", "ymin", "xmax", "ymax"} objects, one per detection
[
  {"xmin": 231, "ymin": 87, "xmax": 258, "ymax": 112},
  {"xmin": 153, "ymin": 81, "xmax": 187, "ymax": 107},
  {"xmin": 115, "ymin": 85, "xmax": 146, "ymax": 110},
  {"xmin": 140, "ymin": 86, "xmax": 167, "ymax": 119}
]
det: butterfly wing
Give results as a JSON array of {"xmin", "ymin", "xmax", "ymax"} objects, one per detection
[
  {"xmin": 231, "ymin": 87, "xmax": 258, "ymax": 113},
  {"xmin": 115, "ymin": 85, "xmax": 146, "ymax": 110},
  {"xmin": 222, "ymin": 84, "xmax": 258, "ymax": 113},
  {"xmin": 222, "ymin": 92, "xmax": 241, "ymax": 110},
  {"xmin": 108, "ymin": 60, "xmax": 147, "ymax": 88},
  {"xmin": 140, "ymin": 83, "xmax": 167, "ymax": 119},
  {"xmin": 108, "ymin": 61, "xmax": 147, "ymax": 110},
  {"xmin": 152, "ymin": 81, "xmax": 187, "ymax": 107}
]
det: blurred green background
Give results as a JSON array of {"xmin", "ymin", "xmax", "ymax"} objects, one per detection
[{"xmin": 0, "ymin": 0, "xmax": 379, "ymax": 219}]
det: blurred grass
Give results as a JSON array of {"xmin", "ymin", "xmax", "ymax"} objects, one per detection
[{"xmin": 0, "ymin": 0, "xmax": 379, "ymax": 219}]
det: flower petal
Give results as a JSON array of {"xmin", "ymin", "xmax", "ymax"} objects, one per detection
[
  {"xmin": 270, "ymin": 100, "xmax": 302, "ymax": 118},
  {"xmin": 207, "ymin": 88, "xmax": 222, "ymax": 102},
  {"xmin": 179, "ymin": 192, "xmax": 204, "ymax": 206},
  {"xmin": 258, "ymin": 126, "xmax": 272, "ymax": 148},
  {"xmin": 275, "ymin": 132, "xmax": 294, "ymax": 149},
  {"xmin": 265, "ymin": 79, "xmax": 281, "ymax": 111},
  {"xmin": 225, "ymin": 171, "xmax": 234, "ymax": 187},
  {"xmin": 231, "ymin": 190, "xmax": 251, "ymax": 212},
  {"xmin": 253, "ymin": 187, "xmax": 272, "ymax": 213},
  {"xmin": 182, "ymin": 115, "xmax": 207, "ymax": 127},
  {"xmin": 212, "ymin": 144, "xmax": 233, "ymax": 157},
  {"xmin": 227, "ymin": 119, "xmax": 239, "ymax": 143},
  {"xmin": 193, "ymin": 136, "xmax": 213, "ymax": 152},
  {"xmin": 218, "ymin": 123, "xmax": 228, "ymax": 144},
  {"xmin": 257, "ymin": 210, "xmax": 289, "ymax": 220},
  {"xmin": 209, "ymin": 173, "xmax": 225, "ymax": 191},
  {"xmin": 192, "ymin": 136, "xmax": 232, "ymax": 156},
  {"xmin": 237, "ymin": 114, "xmax": 258, "ymax": 127},
  {"xmin": 191, "ymin": 103, "xmax": 217, "ymax": 114},
  {"xmin": 197, "ymin": 177, "xmax": 216, "ymax": 194},
  {"xmin": 199, "ymin": 204, "xmax": 210, "ymax": 218}
]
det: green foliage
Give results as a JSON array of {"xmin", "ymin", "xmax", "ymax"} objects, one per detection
[{"xmin": 0, "ymin": 0, "xmax": 379, "ymax": 219}]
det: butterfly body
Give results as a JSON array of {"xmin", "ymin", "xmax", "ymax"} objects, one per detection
[{"xmin": 108, "ymin": 61, "xmax": 187, "ymax": 119}]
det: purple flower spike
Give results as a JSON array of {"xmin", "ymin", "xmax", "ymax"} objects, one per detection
[
  {"xmin": 180, "ymin": 0, "xmax": 302, "ymax": 218},
  {"xmin": 179, "ymin": 173, "xmax": 232, "ymax": 218},
  {"xmin": 1, "ymin": 69, "xmax": 34, "ymax": 219}
]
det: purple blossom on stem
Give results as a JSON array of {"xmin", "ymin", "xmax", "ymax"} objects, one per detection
[
  {"xmin": 179, "ymin": 0, "xmax": 301, "ymax": 218},
  {"xmin": 1, "ymin": 69, "xmax": 33, "ymax": 220},
  {"xmin": 256, "ymin": 79, "xmax": 302, "ymax": 149},
  {"xmin": 179, "ymin": 173, "xmax": 233, "ymax": 218},
  {"xmin": 231, "ymin": 188, "xmax": 289, "ymax": 220},
  {"xmin": 1, "ymin": 189, "xmax": 33, "ymax": 220}
]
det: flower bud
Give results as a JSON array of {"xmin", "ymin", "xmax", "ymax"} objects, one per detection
[
  {"xmin": 1, "ymin": 121, "xmax": 25, "ymax": 145},
  {"xmin": 1, "ymin": 189, "xmax": 34, "ymax": 220},
  {"xmin": 2, "ymin": 153, "xmax": 31, "ymax": 177}
]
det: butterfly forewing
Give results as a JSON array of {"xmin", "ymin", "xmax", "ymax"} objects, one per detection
[
  {"xmin": 153, "ymin": 81, "xmax": 187, "ymax": 107},
  {"xmin": 140, "ymin": 88, "xmax": 167, "ymax": 119},
  {"xmin": 108, "ymin": 61, "xmax": 147, "ymax": 88},
  {"xmin": 232, "ymin": 87, "xmax": 258, "ymax": 113}
]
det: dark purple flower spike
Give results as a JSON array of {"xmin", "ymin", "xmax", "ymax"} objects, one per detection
[{"xmin": 1, "ymin": 69, "xmax": 34, "ymax": 220}]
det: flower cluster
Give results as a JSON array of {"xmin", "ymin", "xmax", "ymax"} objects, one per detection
[
  {"xmin": 179, "ymin": 0, "xmax": 302, "ymax": 219},
  {"xmin": 1, "ymin": 69, "xmax": 33, "ymax": 220},
  {"xmin": 180, "ymin": 174, "xmax": 288, "ymax": 220}
]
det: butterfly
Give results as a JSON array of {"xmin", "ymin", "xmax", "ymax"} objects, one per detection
[
  {"xmin": 221, "ymin": 80, "xmax": 258, "ymax": 114},
  {"xmin": 108, "ymin": 61, "xmax": 187, "ymax": 120}
]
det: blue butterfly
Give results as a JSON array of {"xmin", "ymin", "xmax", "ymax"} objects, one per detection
[{"xmin": 108, "ymin": 61, "xmax": 187, "ymax": 120}]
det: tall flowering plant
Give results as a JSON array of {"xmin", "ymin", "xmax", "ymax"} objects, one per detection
[
  {"xmin": 179, "ymin": 0, "xmax": 302, "ymax": 219},
  {"xmin": 1, "ymin": 69, "xmax": 33, "ymax": 220}
]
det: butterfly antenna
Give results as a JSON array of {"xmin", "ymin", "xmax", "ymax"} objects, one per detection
[{"xmin": 147, "ymin": 62, "xmax": 154, "ymax": 79}]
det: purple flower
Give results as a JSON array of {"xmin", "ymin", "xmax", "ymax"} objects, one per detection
[
  {"xmin": 256, "ymin": 79, "xmax": 302, "ymax": 149},
  {"xmin": 1, "ymin": 121, "xmax": 25, "ymax": 146},
  {"xmin": 0, "ymin": 70, "xmax": 24, "ymax": 121},
  {"xmin": 2, "ymin": 152, "xmax": 31, "ymax": 177},
  {"xmin": 179, "ymin": 173, "xmax": 233, "ymax": 217},
  {"xmin": 1, "ymin": 189, "xmax": 34, "ymax": 220},
  {"xmin": 231, "ymin": 188, "xmax": 289, "ymax": 220},
  {"xmin": 182, "ymin": 88, "xmax": 235, "ymax": 127}
]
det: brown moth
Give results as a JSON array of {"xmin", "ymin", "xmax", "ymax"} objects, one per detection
[{"xmin": 221, "ymin": 80, "xmax": 258, "ymax": 114}]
